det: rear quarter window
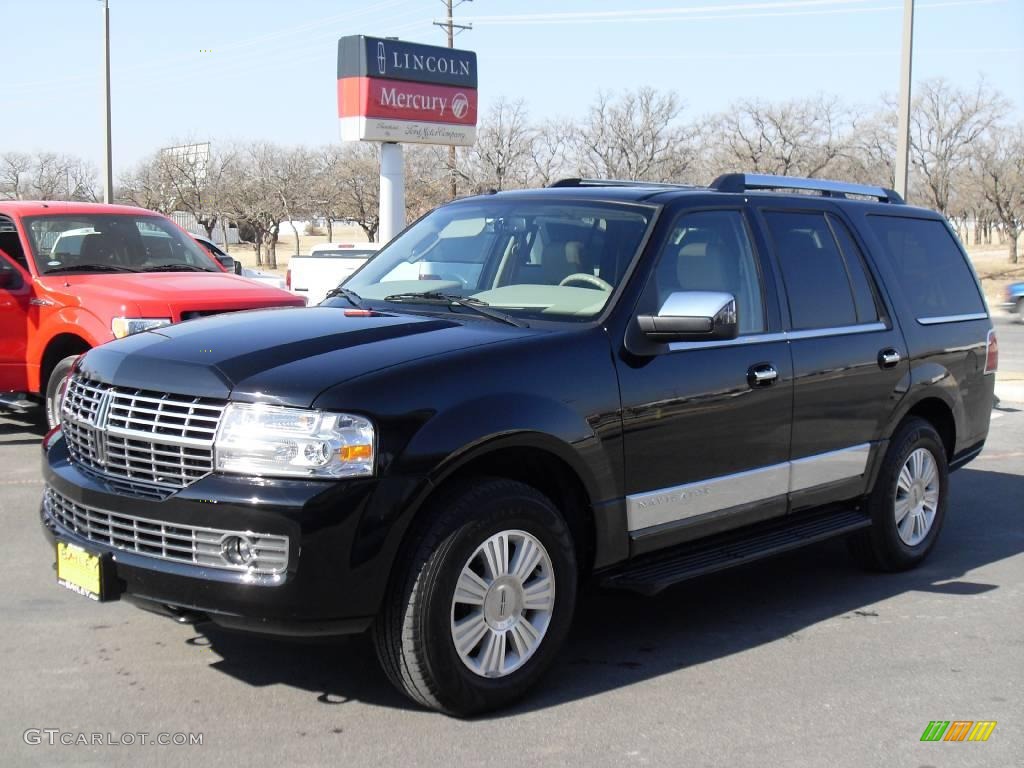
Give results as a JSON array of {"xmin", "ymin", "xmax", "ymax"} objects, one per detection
[{"xmin": 866, "ymin": 215, "xmax": 985, "ymax": 320}]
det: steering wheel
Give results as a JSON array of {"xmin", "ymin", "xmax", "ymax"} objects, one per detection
[{"xmin": 558, "ymin": 273, "xmax": 613, "ymax": 291}]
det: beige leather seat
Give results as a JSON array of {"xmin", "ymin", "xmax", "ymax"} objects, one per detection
[
  {"xmin": 677, "ymin": 241, "xmax": 728, "ymax": 292},
  {"xmin": 540, "ymin": 240, "xmax": 585, "ymax": 285}
]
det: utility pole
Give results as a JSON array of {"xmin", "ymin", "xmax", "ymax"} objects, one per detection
[
  {"xmin": 434, "ymin": 0, "xmax": 472, "ymax": 200},
  {"xmin": 894, "ymin": 0, "xmax": 914, "ymax": 201},
  {"xmin": 101, "ymin": 0, "xmax": 113, "ymax": 203}
]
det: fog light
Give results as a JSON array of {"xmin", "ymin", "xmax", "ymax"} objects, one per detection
[{"xmin": 221, "ymin": 535, "xmax": 255, "ymax": 567}]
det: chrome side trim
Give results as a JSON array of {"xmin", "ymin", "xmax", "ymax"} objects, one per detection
[
  {"xmin": 789, "ymin": 443, "xmax": 870, "ymax": 493},
  {"xmin": 626, "ymin": 463, "xmax": 789, "ymax": 531},
  {"xmin": 785, "ymin": 322, "xmax": 886, "ymax": 340},
  {"xmin": 627, "ymin": 443, "xmax": 873, "ymax": 532},
  {"xmin": 667, "ymin": 322, "xmax": 886, "ymax": 352},
  {"xmin": 916, "ymin": 313, "xmax": 988, "ymax": 325}
]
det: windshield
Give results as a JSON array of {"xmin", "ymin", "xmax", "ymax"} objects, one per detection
[
  {"xmin": 342, "ymin": 199, "xmax": 654, "ymax": 321},
  {"xmin": 24, "ymin": 214, "xmax": 220, "ymax": 274}
]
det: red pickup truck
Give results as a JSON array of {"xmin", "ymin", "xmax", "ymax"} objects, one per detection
[{"xmin": 0, "ymin": 201, "xmax": 304, "ymax": 427}]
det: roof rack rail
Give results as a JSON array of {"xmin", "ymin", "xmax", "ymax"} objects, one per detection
[
  {"xmin": 710, "ymin": 173, "xmax": 904, "ymax": 204},
  {"xmin": 549, "ymin": 177, "xmax": 695, "ymax": 190}
]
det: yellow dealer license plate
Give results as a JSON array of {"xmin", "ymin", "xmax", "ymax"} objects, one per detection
[{"xmin": 56, "ymin": 541, "xmax": 103, "ymax": 601}]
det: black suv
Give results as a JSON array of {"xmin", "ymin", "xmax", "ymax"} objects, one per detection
[{"xmin": 41, "ymin": 174, "xmax": 997, "ymax": 715}]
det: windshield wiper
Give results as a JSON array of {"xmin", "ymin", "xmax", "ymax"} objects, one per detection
[
  {"xmin": 382, "ymin": 291, "xmax": 527, "ymax": 328},
  {"xmin": 324, "ymin": 287, "xmax": 364, "ymax": 307},
  {"xmin": 44, "ymin": 264, "xmax": 137, "ymax": 274},
  {"xmin": 139, "ymin": 264, "xmax": 214, "ymax": 272}
]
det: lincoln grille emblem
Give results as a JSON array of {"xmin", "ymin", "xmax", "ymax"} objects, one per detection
[{"xmin": 87, "ymin": 389, "xmax": 114, "ymax": 466}]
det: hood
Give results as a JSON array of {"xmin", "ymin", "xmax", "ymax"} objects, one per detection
[
  {"xmin": 37, "ymin": 272, "xmax": 303, "ymax": 319},
  {"xmin": 78, "ymin": 306, "xmax": 534, "ymax": 407}
]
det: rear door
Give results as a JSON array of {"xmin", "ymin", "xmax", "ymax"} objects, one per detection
[
  {"xmin": 860, "ymin": 213, "xmax": 993, "ymax": 455},
  {"xmin": 756, "ymin": 206, "xmax": 908, "ymax": 510}
]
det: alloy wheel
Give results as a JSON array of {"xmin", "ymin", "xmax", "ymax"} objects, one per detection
[
  {"xmin": 450, "ymin": 530, "xmax": 556, "ymax": 678},
  {"xmin": 894, "ymin": 447, "xmax": 940, "ymax": 546}
]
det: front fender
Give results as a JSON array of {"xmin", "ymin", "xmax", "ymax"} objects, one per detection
[
  {"xmin": 404, "ymin": 393, "xmax": 614, "ymax": 504},
  {"xmin": 28, "ymin": 307, "xmax": 110, "ymax": 391}
]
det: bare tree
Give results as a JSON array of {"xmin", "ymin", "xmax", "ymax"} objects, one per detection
[
  {"xmin": 909, "ymin": 78, "xmax": 1008, "ymax": 214},
  {"xmin": 460, "ymin": 98, "xmax": 535, "ymax": 191},
  {"xmin": 842, "ymin": 102, "xmax": 897, "ymax": 187},
  {"xmin": 30, "ymin": 152, "xmax": 72, "ymax": 200},
  {"xmin": 272, "ymin": 152, "xmax": 307, "ymax": 257},
  {"xmin": 571, "ymin": 88, "xmax": 695, "ymax": 181},
  {"xmin": 976, "ymin": 124, "xmax": 1024, "ymax": 263},
  {"xmin": 527, "ymin": 120, "xmax": 571, "ymax": 187},
  {"xmin": 311, "ymin": 145, "xmax": 350, "ymax": 242},
  {"xmin": 339, "ymin": 143, "xmax": 383, "ymax": 241},
  {"xmin": 217, "ymin": 143, "xmax": 290, "ymax": 268},
  {"xmin": 710, "ymin": 95, "xmax": 849, "ymax": 179},
  {"xmin": 0, "ymin": 152, "xmax": 33, "ymax": 200}
]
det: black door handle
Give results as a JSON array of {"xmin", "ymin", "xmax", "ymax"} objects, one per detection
[
  {"xmin": 879, "ymin": 348, "xmax": 902, "ymax": 368},
  {"xmin": 748, "ymin": 363, "xmax": 778, "ymax": 388}
]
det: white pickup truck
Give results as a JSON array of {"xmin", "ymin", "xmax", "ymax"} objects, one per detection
[{"xmin": 287, "ymin": 242, "xmax": 380, "ymax": 305}]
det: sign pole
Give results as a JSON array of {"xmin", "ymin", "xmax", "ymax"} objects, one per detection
[
  {"xmin": 102, "ymin": 0, "xmax": 114, "ymax": 204},
  {"xmin": 379, "ymin": 142, "xmax": 405, "ymax": 243},
  {"xmin": 894, "ymin": 0, "xmax": 914, "ymax": 200}
]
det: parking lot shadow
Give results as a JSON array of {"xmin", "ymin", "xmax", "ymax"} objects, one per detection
[
  {"xmin": 193, "ymin": 467, "xmax": 1024, "ymax": 716},
  {"xmin": 0, "ymin": 414, "xmax": 45, "ymax": 446}
]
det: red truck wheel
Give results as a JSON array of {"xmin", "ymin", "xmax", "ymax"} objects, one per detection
[{"xmin": 44, "ymin": 356, "xmax": 78, "ymax": 429}]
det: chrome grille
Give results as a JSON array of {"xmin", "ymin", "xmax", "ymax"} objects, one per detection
[
  {"xmin": 44, "ymin": 486, "xmax": 289, "ymax": 575},
  {"xmin": 62, "ymin": 375, "xmax": 226, "ymax": 495}
]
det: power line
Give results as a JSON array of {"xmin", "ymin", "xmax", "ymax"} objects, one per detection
[
  {"xmin": 8, "ymin": 0, "xmax": 421, "ymax": 95},
  {"xmin": 459, "ymin": 0, "xmax": 999, "ymax": 25}
]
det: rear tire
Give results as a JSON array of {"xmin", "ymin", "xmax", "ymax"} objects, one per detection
[
  {"xmin": 44, "ymin": 355, "xmax": 79, "ymax": 429},
  {"xmin": 848, "ymin": 418, "xmax": 948, "ymax": 571},
  {"xmin": 373, "ymin": 477, "xmax": 577, "ymax": 716}
]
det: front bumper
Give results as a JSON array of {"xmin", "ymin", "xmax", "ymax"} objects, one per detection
[{"xmin": 41, "ymin": 433, "xmax": 391, "ymax": 637}]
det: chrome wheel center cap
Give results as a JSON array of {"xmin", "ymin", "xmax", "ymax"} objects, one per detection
[{"xmin": 483, "ymin": 576, "xmax": 523, "ymax": 631}]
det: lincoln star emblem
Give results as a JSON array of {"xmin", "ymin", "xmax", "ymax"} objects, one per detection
[{"xmin": 377, "ymin": 41, "xmax": 386, "ymax": 74}]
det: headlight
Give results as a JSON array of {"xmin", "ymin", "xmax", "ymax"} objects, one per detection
[
  {"xmin": 214, "ymin": 403, "xmax": 375, "ymax": 479},
  {"xmin": 111, "ymin": 317, "xmax": 172, "ymax": 339}
]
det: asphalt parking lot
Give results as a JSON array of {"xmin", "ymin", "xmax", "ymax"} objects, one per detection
[{"xmin": 1, "ymin": 323, "xmax": 1021, "ymax": 768}]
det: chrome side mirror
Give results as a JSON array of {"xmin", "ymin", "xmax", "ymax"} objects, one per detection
[{"xmin": 637, "ymin": 291, "xmax": 739, "ymax": 342}]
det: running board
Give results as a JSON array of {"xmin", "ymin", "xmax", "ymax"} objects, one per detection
[{"xmin": 602, "ymin": 507, "xmax": 872, "ymax": 595}]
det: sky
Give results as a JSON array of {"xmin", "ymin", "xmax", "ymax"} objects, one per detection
[{"xmin": 3, "ymin": 0, "xmax": 1022, "ymax": 175}]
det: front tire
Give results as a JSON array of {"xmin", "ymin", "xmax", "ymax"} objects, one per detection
[
  {"xmin": 44, "ymin": 355, "xmax": 79, "ymax": 429},
  {"xmin": 849, "ymin": 418, "xmax": 949, "ymax": 571},
  {"xmin": 374, "ymin": 478, "xmax": 577, "ymax": 716}
]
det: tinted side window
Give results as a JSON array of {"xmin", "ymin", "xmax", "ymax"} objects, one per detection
[
  {"xmin": 763, "ymin": 211, "xmax": 857, "ymax": 330},
  {"xmin": 866, "ymin": 215, "xmax": 985, "ymax": 319},
  {"xmin": 0, "ymin": 216, "xmax": 28, "ymax": 271},
  {"xmin": 827, "ymin": 215, "xmax": 880, "ymax": 324},
  {"xmin": 649, "ymin": 210, "xmax": 765, "ymax": 334}
]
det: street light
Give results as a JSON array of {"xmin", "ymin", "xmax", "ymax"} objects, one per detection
[
  {"xmin": 894, "ymin": 0, "xmax": 914, "ymax": 200},
  {"xmin": 101, "ymin": 0, "xmax": 113, "ymax": 203}
]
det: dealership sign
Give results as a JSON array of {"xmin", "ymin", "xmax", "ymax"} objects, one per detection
[{"xmin": 337, "ymin": 36, "xmax": 478, "ymax": 146}]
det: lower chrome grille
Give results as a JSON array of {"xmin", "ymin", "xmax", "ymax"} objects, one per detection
[
  {"xmin": 61, "ymin": 375, "xmax": 226, "ymax": 496},
  {"xmin": 43, "ymin": 486, "xmax": 289, "ymax": 575}
]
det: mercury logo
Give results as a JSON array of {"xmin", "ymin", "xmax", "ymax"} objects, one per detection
[
  {"xmin": 377, "ymin": 41, "xmax": 386, "ymax": 74},
  {"xmin": 451, "ymin": 92, "xmax": 470, "ymax": 120}
]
